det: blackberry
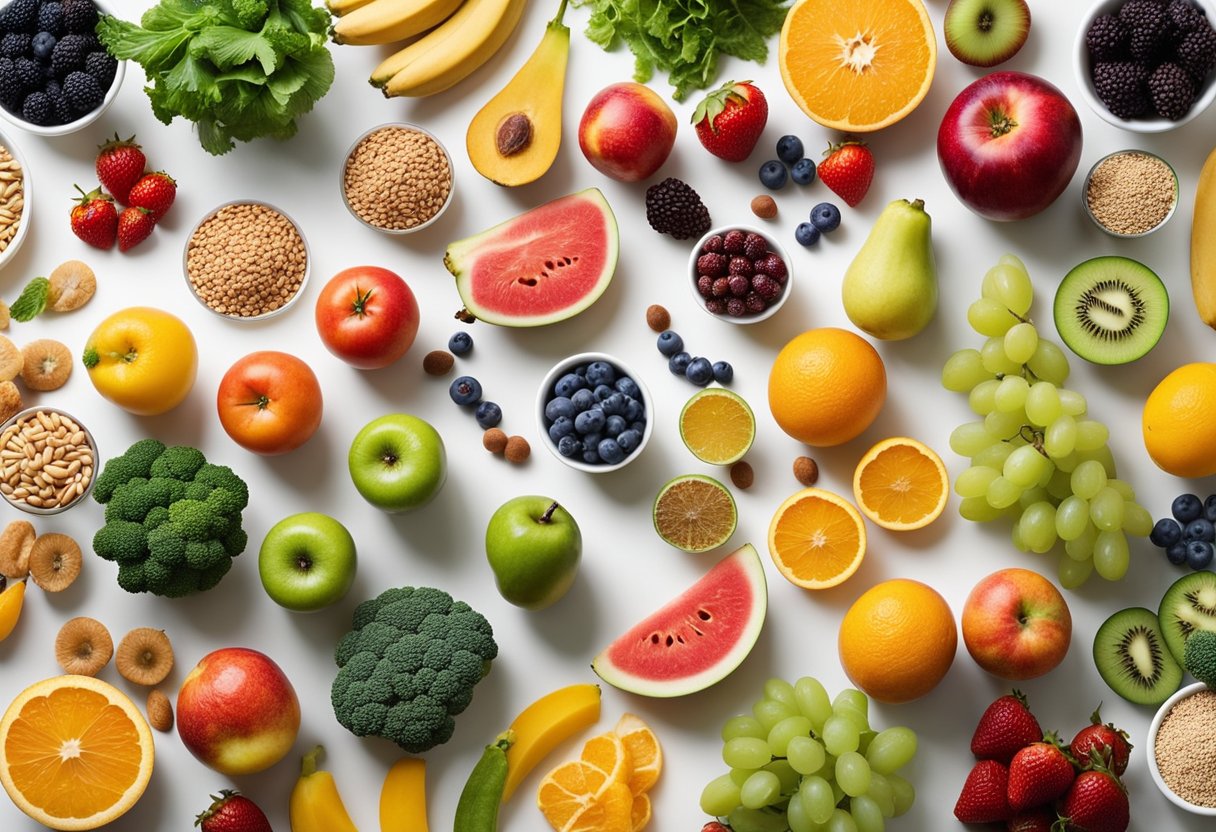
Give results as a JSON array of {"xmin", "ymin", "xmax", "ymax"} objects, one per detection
[
  {"xmin": 0, "ymin": 57, "xmax": 19, "ymax": 109},
  {"xmin": 50, "ymin": 32, "xmax": 88, "ymax": 77},
  {"xmin": 13, "ymin": 56, "xmax": 39, "ymax": 90},
  {"xmin": 1121, "ymin": 0, "xmax": 1169, "ymax": 61},
  {"xmin": 83, "ymin": 50, "xmax": 114, "ymax": 88},
  {"xmin": 38, "ymin": 2, "xmax": 64, "ymax": 37},
  {"xmin": 51, "ymin": 87, "xmax": 72, "ymax": 122},
  {"xmin": 31, "ymin": 31, "xmax": 54, "ymax": 60},
  {"xmin": 1178, "ymin": 25, "xmax": 1216, "ymax": 79},
  {"xmin": 1149, "ymin": 61, "xmax": 1198, "ymax": 118},
  {"xmin": 0, "ymin": 31, "xmax": 29, "ymax": 58},
  {"xmin": 644, "ymin": 178, "xmax": 711, "ymax": 240},
  {"xmin": 20, "ymin": 89, "xmax": 50, "ymax": 124},
  {"xmin": 62, "ymin": 69, "xmax": 100, "ymax": 114},
  {"xmin": 1167, "ymin": 0, "xmax": 1206, "ymax": 33},
  {"xmin": 1086, "ymin": 14, "xmax": 1129, "ymax": 61},
  {"xmin": 0, "ymin": 0, "xmax": 39, "ymax": 34},
  {"xmin": 1092, "ymin": 61, "xmax": 1151, "ymax": 118},
  {"xmin": 61, "ymin": 0, "xmax": 97, "ymax": 34}
]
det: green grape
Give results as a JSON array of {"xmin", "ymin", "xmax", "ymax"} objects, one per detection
[
  {"xmin": 835, "ymin": 751, "xmax": 871, "ymax": 797},
  {"xmin": 857, "ymin": 729, "xmax": 877, "ymax": 756},
  {"xmin": 830, "ymin": 705, "xmax": 869, "ymax": 736},
  {"xmin": 787, "ymin": 788, "xmax": 820, "ymax": 832},
  {"xmin": 983, "ymin": 261, "xmax": 1034, "ymax": 315},
  {"xmin": 950, "ymin": 422, "xmax": 998, "ymax": 456},
  {"xmin": 794, "ymin": 677, "xmax": 833, "ymax": 732},
  {"xmin": 850, "ymin": 794, "xmax": 886, "ymax": 832},
  {"xmin": 724, "ymin": 736, "xmax": 772, "ymax": 769},
  {"xmin": 723, "ymin": 715, "xmax": 767, "ymax": 741},
  {"xmin": 968, "ymin": 378, "xmax": 1002, "ymax": 415},
  {"xmin": 1011, "ymin": 520, "xmax": 1030, "ymax": 553},
  {"xmin": 1107, "ymin": 479, "xmax": 1136, "ymax": 501},
  {"xmin": 1027, "ymin": 339, "xmax": 1070, "ymax": 385},
  {"xmin": 1044, "ymin": 414, "xmax": 1077, "ymax": 459},
  {"xmin": 1065, "ymin": 522, "xmax": 1098, "ymax": 561},
  {"xmin": 1090, "ymin": 486, "xmax": 1125, "ymax": 532},
  {"xmin": 787, "ymin": 735, "xmax": 826, "ymax": 775},
  {"xmin": 827, "ymin": 808, "xmax": 860, "ymax": 832},
  {"xmin": 981, "ymin": 337, "xmax": 1023, "ymax": 375},
  {"xmin": 1070, "ymin": 460, "xmax": 1107, "ymax": 500},
  {"xmin": 968, "ymin": 297, "xmax": 1019, "ymax": 336},
  {"xmin": 701, "ymin": 773, "xmax": 743, "ymax": 815},
  {"xmin": 1035, "ymin": 459, "xmax": 1056, "ymax": 489},
  {"xmin": 994, "ymin": 375, "xmax": 1031, "ymax": 412},
  {"xmin": 823, "ymin": 714, "xmax": 861, "ymax": 755},
  {"xmin": 1019, "ymin": 486, "xmax": 1050, "ymax": 511},
  {"xmin": 973, "ymin": 441, "xmax": 1014, "ymax": 470},
  {"xmin": 999, "ymin": 252, "xmax": 1029, "ymax": 271},
  {"xmin": 1054, "ymin": 452, "xmax": 1079, "ymax": 473},
  {"xmin": 956, "ymin": 465, "xmax": 1000, "ymax": 498},
  {"xmin": 942, "ymin": 349, "xmax": 993, "ymax": 392},
  {"xmin": 1057, "ymin": 388, "xmax": 1087, "ymax": 416},
  {"xmin": 822, "ymin": 752, "xmax": 838, "ymax": 780},
  {"xmin": 764, "ymin": 678, "xmax": 798, "ymax": 708},
  {"xmin": 768, "ymin": 716, "xmax": 813, "ymax": 756},
  {"xmin": 1077, "ymin": 444, "xmax": 1117, "ymax": 477},
  {"xmin": 1124, "ymin": 502, "xmax": 1153, "ymax": 537},
  {"xmin": 1004, "ymin": 444, "xmax": 1049, "ymax": 488},
  {"xmin": 867, "ymin": 773, "xmax": 896, "ymax": 818},
  {"xmin": 800, "ymin": 776, "xmax": 837, "ymax": 824},
  {"xmin": 833, "ymin": 689, "xmax": 870, "ymax": 722},
  {"xmin": 888, "ymin": 774, "xmax": 915, "ymax": 816},
  {"xmin": 1058, "ymin": 551, "xmax": 1094, "ymax": 589},
  {"xmin": 986, "ymin": 476, "xmax": 1024, "ymax": 510},
  {"xmin": 1046, "ymin": 467, "xmax": 1074, "ymax": 501},
  {"xmin": 1074, "ymin": 420, "xmax": 1110, "ymax": 452},
  {"xmin": 1019, "ymin": 501, "xmax": 1058, "ymax": 553},
  {"xmin": 1055, "ymin": 495, "xmax": 1090, "ymax": 541},
  {"xmin": 763, "ymin": 759, "xmax": 801, "ymax": 793},
  {"xmin": 731, "ymin": 767, "xmax": 753, "ymax": 786},
  {"xmin": 1024, "ymin": 381, "xmax": 1062, "ymax": 426},
  {"xmin": 985, "ymin": 409, "xmax": 1026, "ymax": 440},
  {"xmin": 1004, "ymin": 322, "xmax": 1039, "ymax": 365},
  {"xmin": 754, "ymin": 698, "xmax": 797, "ymax": 732},
  {"xmin": 1093, "ymin": 530, "xmax": 1130, "ymax": 581},
  {"xmin": 960, "ymin": 496, "xmax": 1006, "ymax": 522},
  {"xmin": 728, "ymin": 806, "xmax": 791, "ymax": 832},
  {"xmin": 740, "ymin": 770, "xmax": 782, "ymax": 809},
  {"xmin": 865, "ymin": 727, "xmax": 917, "ymax": 775}
]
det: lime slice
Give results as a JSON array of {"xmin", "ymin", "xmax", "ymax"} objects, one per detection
[
  {"xmin": 679, "ymin": 388, "xmax": 756, "ymax": 465},
  {"xmin": 652, "ymin": 474, "xmax": 737, "ymax": 553}
]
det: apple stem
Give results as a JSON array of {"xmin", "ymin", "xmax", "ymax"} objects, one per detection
[
  {"xmin": 539, "ymin": 501, "xmax": 560, "ymax": 524},
  {"xmin": 300, "ymin": 745, "xmax": 324, "ymax": 778},
  {"xmin": 987, "ymin": 110, "xmax": 1017, "ymax": 138},
  {"xmin": 350, "ymin": 285, "xmax": 375, "ymax": 318}
]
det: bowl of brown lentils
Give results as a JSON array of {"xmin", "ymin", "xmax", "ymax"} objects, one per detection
[
  {"xmin": 183, "ymin": 199, "xmax": 310, "ymax": 322},
  {"xmin": 0, "ymin": 406, "xmax": 97, "ymax": 515},
  {"xmin": 340, "ymin": 122, "xmax": 454, "ymax": 235}
]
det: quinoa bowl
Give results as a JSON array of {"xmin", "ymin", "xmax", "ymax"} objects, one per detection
[
  {"xmin": 1147, "ymin": 682, "xmax": 1216, "ymax": 816},
  {"xmin": 340, "ymin": 122, "xmax": 454, "ymax": 235}
]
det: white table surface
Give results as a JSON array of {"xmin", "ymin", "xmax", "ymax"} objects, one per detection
[{"xmin": 1, "ymin": 1, "xmax": 1215, "ymax": 829}]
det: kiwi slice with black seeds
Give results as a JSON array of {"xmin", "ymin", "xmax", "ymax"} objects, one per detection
[
  {"xmin": 1053, "ymin": 256, "xmax": 1168, "ymax": 365},
  {"xmin": 1093, "ymin": 606, "xmax": 1182, "ymax": 706},
  {"xmin": 1158, "ymin": 570, "xmax": 1216, "ymax": 666}
]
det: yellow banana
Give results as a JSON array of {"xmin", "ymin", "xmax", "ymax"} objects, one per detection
[
  {"xmin": 1192, "ymin": 145, "xmax": 1216, "ymax": 330},
  {"xmin": 327, "ymin": 0, "xmax": 378, "ymax": 16},
  {"xmin": 290, "ymin": 746, "xmax": 358, "ymax": 832},
  {"xmin": 332, "ymin": 0, "xmax": 464, "ymax": 46},
  {"xmin": 502, "ymin": 683, "xmax": 601, "ymax": 801},
  {"xmin": 0, "ymin": 580, "xmax": 25, "ymax": 642},
  {"xmin": 380, "ymin": 757, "xmax": 428, "ymax": 832}
]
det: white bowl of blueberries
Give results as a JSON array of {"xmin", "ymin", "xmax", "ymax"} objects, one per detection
[{"xmin": 536, "ymin": 352, "xmax": 653, "ymax": 473}]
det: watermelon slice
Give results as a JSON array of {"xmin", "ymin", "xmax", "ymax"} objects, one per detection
[
  {"xmin": 444, "ymin": 188, "xmax": 618, "ymax": 327},
  {"xmin": 592, "ymin": 544, "xmax": 767, "ymax": 698}
]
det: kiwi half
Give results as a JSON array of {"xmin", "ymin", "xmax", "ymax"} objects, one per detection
[
  {"xmin": 1053, "ymin": 256, "xmax": 1168, "ymax": 365},
  {"xmin": 1093, "ymin": 606, "xmax": 1182, "ymax": 706},
  {"xmin": 1158, "ymin": 571, "xmax": 1216, "ymax": 666},
  {"xmin": 943, "ymin": 0, "xmax": 1031, "ymax": 68}
]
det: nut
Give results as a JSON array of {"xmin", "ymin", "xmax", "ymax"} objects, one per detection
[
  {"xmin": 645, "ymin": 304, "xmax": 671, "ymax": 333},
  {"xmin": 0, "ymin": 410, "xmax": 93, "ymax": 510},
  {"xmin": 483, "ymin": 428, "xmax": 508, "ymax": 454},
  {"xmin": 146, "ymin": 689, "xmax": 174, "ymax": 732},
  {"xmin": 496, "ymin": 113, "xmax": 533, "ymax": 157},
  {"xmin": 730, "ymin": 461, "xmax": 754, "ymax": 490},
  {"xmin": 793, "ymin": 456, "xmax": 819, "ymax": 487},
  {"xmin": 422, "ymin": 350, "xmax": 454, "ymax": 376},
  {"xmin": 504, "ymin": 435, "xmax": 530, "ymax": 464},
  {"xmin": 751, "ymin": 195, "xmax": 778, "ymax": 219}
]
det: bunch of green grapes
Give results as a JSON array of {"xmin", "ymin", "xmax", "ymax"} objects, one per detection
[
  {"xmin": 940, "ymin": 254, "xmax": 1152, "ymax": 588},
  {"xmin": 700, "ymin": 677, "xmax": 917, "ymax": 832}
]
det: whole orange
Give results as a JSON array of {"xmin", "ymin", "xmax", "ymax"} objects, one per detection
[
  {"xmin": 838, "ymin": 578, "xmax": 956, "ymax": 703},
  {"xmin": 768, "ymin": 327, "xmax": 887, "ymax": 446},
  {"xmin": 1142, "ymin": 362, "xmax": 1216, "ymax": 478}
]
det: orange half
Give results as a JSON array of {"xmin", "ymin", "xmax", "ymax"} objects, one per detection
[
  {"xmin": 768, "ymin": 488, "xmax": 867, "ymax": 589},
  {"xmin": 853, "ymin": 437, "xmax": 949, "ymax": 531}
]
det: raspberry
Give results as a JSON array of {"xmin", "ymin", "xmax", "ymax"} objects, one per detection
[
  {"xmin": 722, "ymin": 230, "xmax": 746, "ymax": 254},
  {"xmin": 728, "ymin": 256, "xmax": 753, "ymax": 277},
  {"xmin": 702, "ymin": 234, "xmax": 724, "ymax": 253},
  {"xmin": 745, "ymin": 292, "xmax": 767, "ymax": 314},
  {"xmin": 712, "ymin": 277, "xmax": 730, "ymax": 297},
  {"xmin": 756, "ymin": 253, "xmax": 788, "ymax": 281},
  {"xmin": 752, "ymin": 274, "xmax": 782, "ymax": 301},
  {"xmin": 697, "ymin": 252, "xmax": 727, "ymax": 276},
  {"xmin": 728, "ymin": 275, "xmax": 750, "ymax": 297},
  {"xmin": 726, "ymin": 297, "xmax": 747, "ymax": 317},
  {"xmin": 696, "ymin": 275, "xmax": 714, "ymax": 298},
  {"xmin": 705, "ymin": 299, "xmax": 726, "ymax": 315},
  {"xmin": 743, "ymin": 233, "xmax": 768, "ymax": 260}
]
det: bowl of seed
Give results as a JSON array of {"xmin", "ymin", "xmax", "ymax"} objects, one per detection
[
  {"xmin": 183, "ymin": 200, "xmax": 310, "ymax": 321},
  {"xmin": 341, "ymin": 122, "xmax": 454, "ymax": 235},
  {"xmin": 1083, "ymin": 149, "xmax": 1179, "ymax": 237},
  {"xmin": 1148, "ymin": 682, "xmax": 1216, "ymax": 815},
  {"xmin": 0, "ymin": 125, "xmax": 30, "ymax": 271},
  {"xmin": 0, "ymin": 406, "xmax": 96, "ymax": 515}
]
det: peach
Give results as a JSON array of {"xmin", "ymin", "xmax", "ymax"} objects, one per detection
[
  {"xmin": 962, "ymin": 568, "xmax": 1072, "ymax": 681},
  {"xmin": 578, "ymin": 82, "xmax": 677, "ymax": 182}
]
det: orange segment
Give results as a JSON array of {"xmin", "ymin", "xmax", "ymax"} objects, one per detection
[
  {"xmin": 630, "ymin": 792, "xmax": 651, "ymax": 831},
  {"xmin": 613, "ymin": 713, "xmax": 661, "ymax": 794},
  {"xmin": 564, "ymin": 782, "xmax": 633, "ymax": 832},
  {"xmin": 853, "ymin": 437, "xmax": 949, "ymax": 530},
  {"xmin": 579, "ymin": 732, "xmax": 632, "ymax": 787},
  {"xmin": 768, "ymin": 488, "xmax": 867, "ymax": 589},
  {"xmin": 539, "ymin": 731, "xmax": 633, "ymax": 832},
  {"xmin": 0, "ymin": 675, "xmax": 154, "ymax": 830},
  {"xmin": 679, "ymin": 389, "xmax": 755, "ymax": 466},
  {"xmin": 779, "ymin": 0, "xmax": 937, "ymax": 132}
]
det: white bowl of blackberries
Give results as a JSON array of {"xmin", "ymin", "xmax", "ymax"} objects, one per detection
[
  {"xmin": 688, "ymin": 225, "xmax": 792, "ymax": 324},
  {"xmin": 1075, "ymin": 0, "xmax": 1216, "ymax": 131},
  {"xmin": 0, "ymin": 0, "xmax": 124, "ymax": 135}
]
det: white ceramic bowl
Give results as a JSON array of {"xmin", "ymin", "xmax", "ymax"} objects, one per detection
[
  {"xmin": 535, "ymin": 352, "xmax": 653, "ymax": 474},
  {"xmin": 0, "ymin": 406, "xmax": 98, "ymax": 515},
  {"xmin": 1146, "ymin": 682, "xmax": 1216, "ymax": 816},
  {"xmin": 1074, "ymin": 0, "xmax": 1216, "ymax": 132},
  {"xmin": 1082, "ymin": 149, "xmax": 1179, "ymax": 237},
  {"xmin": 687, "ymin": 225, "xmax": 792, "ymax": 325},
  {"xmin": 339, "ymin": 122, "xmax": 454, "ymax": 235},
  {"xmin": 0, "ymin": 124, "xmax": 31, "ymax": 271}
]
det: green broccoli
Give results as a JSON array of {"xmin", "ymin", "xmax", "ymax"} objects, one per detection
[
  {"xmin": 92, "ymin": 439, "xmax": 164, "ymax": 502},
  {"xmin": 332, "ymin": 587, "xmax": 498, "ymax": 754},
  {"xmin": 1184, "ymin": 630, "xmax": 1216, "ymax": 688}
]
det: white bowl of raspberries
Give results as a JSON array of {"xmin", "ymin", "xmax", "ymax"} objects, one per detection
[
  {"xmin": 0, "ymin": 0, "xmax": 125, "ymax": 136},
  {"xmin": 688, "ymin": 225, "xmax": 792, "ymax": 325}
]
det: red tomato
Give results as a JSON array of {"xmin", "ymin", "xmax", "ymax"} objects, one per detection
[
  {"xmin": 217, "ymin": 351, "xmax": 323, "ymax": 455},
  {"xmin": 315, "ymin": 266, "xmax": 420, "ymax": 369}
]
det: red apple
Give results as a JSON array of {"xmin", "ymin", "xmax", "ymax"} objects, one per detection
[
  {"xmin": 217, "ymin": 351, "xmax": 323, "ymax": 455},
  {"xmin": 962, "ymin": 567, "xmax": 1072, "ymax": 680},
  {"xmin": 176, "ymin": 647, "xmax": 301, "ymax": 775},
  {"xmin": 937, "ymin": 71, "xmax": 1082, "ymax": 221},
  {"xmin": 578, "ymin": 82, "xmax": 677, "ymax": 182},
  {"xmin": 315, "ymin": 266, "xmax": 420, "ymax": 369}
]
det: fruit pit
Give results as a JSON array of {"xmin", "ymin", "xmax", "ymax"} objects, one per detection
[
  {"xmin": 1155, "ymin": 688, "xmax": 1216, "ymax": 807},
  {"xmin": 1086, "ymin": 151, "xmax": 1176, "ymax": 235},
  {"xmin": 343, "ymin": 125, "xmax": 452, "ymax": 232}
]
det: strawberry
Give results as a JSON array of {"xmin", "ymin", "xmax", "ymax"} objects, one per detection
[
  {"xmin": 972, "ymin": 690, "xmax": 1044, "ymax": 764},
  {"xmin": 1008, "ymin": 809, "xmax": 1055, "ymax": 832},
  {"xmin": 1068, "ymin": 707, "xmax": 1131, "ymax": 775},
  {"xmin": 1053, "ymin": 768, "xmax": 1129, "ymax": 832},
  {"xmin": 1007, "ymin": 734, "xmax": 1076, "ymax": 813},
  {"xmin": 127, "ymin": 172, "xmax": 176, "ymax": 221},
  {"xmin": 69, "ymin": 186, "xmax": 117, "ymax": 250},
  {"xmin": 195, "ymin": 789, "xmax": 272, "ymax": 832},
  {"xmin": 818, "ymin": 140, "xmax": 874, "ymax": 207},
  {"xmin": 692, "ymin": 81, "xmax": 768, "ymax": 162},
  {"xmin": 117, "ymin": 207, "xmax": 156, "ymax": 252},
  {"xmin": 95, "ymin": 134, "xmax": 146, "ymax": 205},
  {"xmin": 954, "ymin": 759, "xmax": 1012, "ymax": 824}
]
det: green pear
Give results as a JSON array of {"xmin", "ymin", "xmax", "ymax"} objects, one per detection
[{"xmin": 842, "ymin": 199, "xmax": 938, "ymax": 341}]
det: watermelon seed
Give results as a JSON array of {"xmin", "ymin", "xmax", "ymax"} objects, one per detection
[{"xmin": 698, "ymin": 609, "xmax": 712, "ymax": 620}]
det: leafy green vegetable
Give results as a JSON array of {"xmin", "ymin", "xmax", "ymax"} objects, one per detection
[
  {"xmin": 97, "ymin": 0, "xmax": 334, "ymax": 156},
  {"xmin": 9, "ymin": 277, "xmax": 48, "ymax": 322},
  {"xmin": 574, "ymin": 0, "xmax": 790, "ymax": 101}
]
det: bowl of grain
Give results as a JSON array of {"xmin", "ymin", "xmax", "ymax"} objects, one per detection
[
  {"xmin": 0, "ymin": 407, "xmax": 97, "ymax": 515},
  {"xmin": 340, "ymin": 122, "xmax": 454, "ymax": 235},
  {"xmin": 183, "ymin": 200, "xmax": 310, "ymax": 322},
  {"xmin": 0, "ymin": 125, "xmax": 30, "ymax": 272},
  {"xmin": 1147, "ymin": 682, "xmax": 1216, "ymax": 816},
  {"xmin": 1083, "ymin": 149, "xmax": 1179, "ymax": 237}
]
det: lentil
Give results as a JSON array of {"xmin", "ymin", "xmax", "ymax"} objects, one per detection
[
  {"xmin": 0, "ymin": 146, "xmax": 23, "ymax": 253},
  {"xmin": 186, "ymin": 203, "xmax": 307, "ymax": 318},
  {"xmin": 343, "ymin": 126, "xmax": 452, "ymax": 232},
  {"xmin": 646, "ymin": 304, "xmax": 671, "ymax": 332},
  {"xmin": 730, "ymin": 460, "xmax": 754, "ymax": 489},
  {"xmin": 794, "ymin": 456, "xmax": 819, "ymax": 487},
  {"xmin": 0, "ymin": 410, "xmax": 93, "ymax": 510},
  {"xmin": 1086, "ymin": 152, "xmax": 1176, "ymax": 236},
  {"xmin": 1155, "ymin": 688, "xmax": 1216, "ymax": 808}
]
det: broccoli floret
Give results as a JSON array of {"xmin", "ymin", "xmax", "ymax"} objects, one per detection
[
  {"xmin": 148, "ymin": 476, "xmax": 188, "ymax": 504},
  {"xmin": 143, "ymin": 506, "xmax": 171, "ymax": 532},
  {"xmin": 146, "ymin": 523, "xmax": 187, "ymax": 565},
  {"xmin": 117, "ymin": 561, "xmax": 147, "ymax": 594},
  {"xmin": 168, "ymin": 499, "xmax": 222, "ymax": 541},
  {"xmin": 184, "ymin": 539, "xmax": 227, "ymax": 571},
  {"xmin": 92, "ymin": 520, "xmax": 148, "ymax": 565},
  {"xmin": 104, "ymin": 478, "xmax": 156, "ymax": 523},
  {"xmin": 219, "ymin": 524, "xmax": 248, "ymax": 557},
  {"xmin": 196, "ymin": 559, "xmax": 232, "ymax": 592},
  {"xmin": 331, "ymin": 586, "xmax": 497, "ymax": 754},
  {"xmin": 149, "ymin": 446, "xmax": 207, "ymax": 481},
  {"xmin": 1185, "ymin": 630, "xmax": 1216, "ymax": 688},
  {"xmin": 194, "ymin": 464, "xmax": 249, "ymax": 510},
  {"xmin": 93, "ymin": 439, "xmax": 166, "ymax": 502}
]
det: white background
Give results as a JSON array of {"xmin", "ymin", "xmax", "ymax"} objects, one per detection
[{"xmin": 1, "ymin": 0, "xmax": 1215, "ymax": 829}]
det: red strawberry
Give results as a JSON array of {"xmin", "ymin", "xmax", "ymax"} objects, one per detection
[
  {"xmin": 95, "ymin": 134, "xmax": 146, "ymax": 205},
  {"xmin": 1054, "ymin": 768, "xmax": 1129, "ymax": 832},
  {"xmin": 69, "ymin": 186, "xmax": 117, "ymax": 249},
  {"xmin": 972, "ymin": 690, "xmax": 1044, "ymax": 764},
  {"xmin": 1007, "ymin": 735, "xmax": 1076, "ymax": 813},
  {"xmin": 692, "ymin": 80, "xmax": 768, "ymax": 162},
  {"xmin": 127, "ymin": 172, "xmax": 176, "ymax": 221},
  {"xmin": 1068, "ymin": 707, "xmax": 1131, "ymax": 775},
  {"xmin": 1008, "ymin": 809, "xmax": 1055, "ymax": 832},
  {"xmin": 818, "ymin": 140, "xmax": 874, "ymax": 207},
  {"xmin": 117, "ymin": 207, "xmax": 156, "ymax": 252},
  {"xmin": 954, "ymin": 759, "xmax": 1012, "ymax": 824},
  {"xmin": 195, "ymin": 789, "xmax": 272, "ymax": 832}
]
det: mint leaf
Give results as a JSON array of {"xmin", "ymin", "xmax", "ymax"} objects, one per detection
[{"xmin": 10, "ymin": 277, "xmax": 49, "ymax": 322}]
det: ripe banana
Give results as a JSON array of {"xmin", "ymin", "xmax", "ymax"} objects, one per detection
[
  {"xmin": 380, "ymin": 757, "xmax": 428, "ymax": 832},
  {"xmin": 327, "ymin": 0, "xmax": 378, "ymax": 16},
  {"xmin": 290, "ymin": 746, "xmax": 358, "ymax": 832},
  {"xmin": 372, "ymin": 0, "xmax": 527, "ymax": 97},
  {"xmin": 502, "ymin": 683, "xmax": 601, "ymax": 801},
  {"xmin": 332, "ymin": 0, "xmax": 464, "ymax": 46},
  {"xmin": 1192, "ymin": 145, "xmax": 1216, "ymax": 330}
]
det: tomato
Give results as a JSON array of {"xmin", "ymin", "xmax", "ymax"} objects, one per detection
[
  {"xmin": 217, "ymin": 351, "xmax": 323, "ymax": 455},
  {"xmin": 314, "ymin": 266, "xmax": 420, "ymax": 369},
  {"xmin": 82, "ymin": 307, "xmax": 198, "ymax": 416}
]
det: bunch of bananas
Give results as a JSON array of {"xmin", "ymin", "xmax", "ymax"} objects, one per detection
[{"xmin": 329, "ymin": 0, "xmax": 528, "ymax": 98}]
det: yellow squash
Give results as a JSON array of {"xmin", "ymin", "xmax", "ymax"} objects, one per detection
[
  {"xmin": 1191, "ymin": 145, "xmax": 1216, "ymax": 330},
  {"xmin": 502, "ymin": 683, "xmax": 601, "ymax": 801},
  {"xmin": 290, "ymin": 746, "xmax": 358, "ymax": 832},
  {"xmin": 379, "ymin": 757, "xmax": 428, "ymax": 832}
]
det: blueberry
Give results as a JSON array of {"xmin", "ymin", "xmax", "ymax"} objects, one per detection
[
  {"xmin": 630, "ymin": 420, "xmax": 647, "ymax": 435},
  {"xmin": 548, "ymin": 417, "xmax": 575, "ymax": 442},
  {"xmin": 656, "ymin": 330, "xmax": 684, "ymax": 357},
  {"xmin": 475, "ymin": 401, "xmax": 502, "ymax": 429},
  {"xmin": 1151, "ymin": 518, "xmax": 1184, "ymax": 548},
  {"xmin": 570, "ymin": 388, "xmax": 596, "ymax": 412},
  {"xmin": 605, "ymin": 415, "xmax": 627, "ymax": 437},
  {"xmin": 1167, "ymin": 542, "xmax": 1189, "ymax": 565},
  {"xmin": 614, "ymin": 376, "xmax": 640, "ymax": 399},
  {"xmin": 790, "ymin": 158, "xmax": 816, "ymax": 185},
  {"xmin": 776, "ymin": 134, "xmax": 803, "ymax": 164},
  {"xmin": 810, "ymin": 202, "xmax": 841, "ymax": 233},
  {"xmin": 449, "ymin": 375, "xmax": 481, "ymax": 406},
  {"xmin": 574, "ymin": 409, "xmax": 606, "ymax": 435},
  {"xmin": 617, "ymin": 429, "xmax": 642, "ymax": 452},
  {"xmin": 557, "ymin": 435, "xmax": 582, "ymax": 458},
  {"xmin": 1186, "ymin": 540, "xmax": 1215, "ymax": 570},
  {"xmin": 759, "ymin": 160, "xmax": 787, "ymax": 190},
  {"xmin": 1186, "ymin": 518, "xmax": 1216, "ymax": 543},
  {"xmin": 582, "ymin": 431, "xmax": 603, "ymax": 449},
  {"xmin": 668, "ymin": 351, "xmax": 692, "ymax": 375},
  {"xmin": 545, "ymin": 396, "xmax": 575, "ymax": 422},
  {"xmin": 554, "ymin": 372, "xmax": 586, "ymax": 398},
  {"xmin": 31, "ymin": 31, "xmax": 53, "ymax": 60},
  {"xmin": 1206, "ymin": 494, "xmax": 1216, "ymax": 523},
  {"xmin": 712, "ymin": 361, "xmax": 733, "ymax": 384},
  {"xmin": 586, "ymin": 361, "xmax": 616, "ymax": 387},
  {"xmin": 623, "ymin": 398, "xmax": 644, "ymax": 423},
  {"xmin": 795, "ymin": 222, "xmax": 821, "ymax": 247},
  {"xmin": 447, "ymin": 331, "xmax": 473, "ymax": 354},
  {"xmin": 598, "ymin": 438, "xmax": 626, "ymax": 465},
  {"xmin": 1173, "ymin": 493, "xmax": 1204, "ymax": 523},
  {"xmin": 572, "ymin": 364, "xmax": 588, "ymax": 377},
  {"xmin": 582, "ymin": 448, "xmax": 602, "ymax": 464},
  {"xmin": 593, "ymin": 384, "xmax": 613, "ymax": 402},
  {"xmin": 685, "ymin": 357, "xmax": 713, "ymax": 386},
  {"xmin": 601, "ymin": 392, "xmax": 627, "ymax": 416}
]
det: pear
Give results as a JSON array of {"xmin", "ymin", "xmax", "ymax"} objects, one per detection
[{"xmin": 842, "ymin": 199, "xmax": 937, "ymax": 340}]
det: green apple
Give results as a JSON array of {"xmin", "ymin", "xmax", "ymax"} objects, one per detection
[
  {"xmin": 485, "ymin": 497, "xmax": 581, "ymax": 610},
  {"xmin": 258, "ymin": 512, "xmax": 357, "ymax": 612},
  {"xmin": 348, "ymin": 413, "xmax": 446, "ymax": 512}
]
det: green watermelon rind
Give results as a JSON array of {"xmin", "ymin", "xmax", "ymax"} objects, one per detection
[
  {"xmin": 444, "ymin": 188, "xmax": 619, "ymax": 327},
  {"xmin": 590, "ymin": 543, "xmax": 767, "ymax": 698}
]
